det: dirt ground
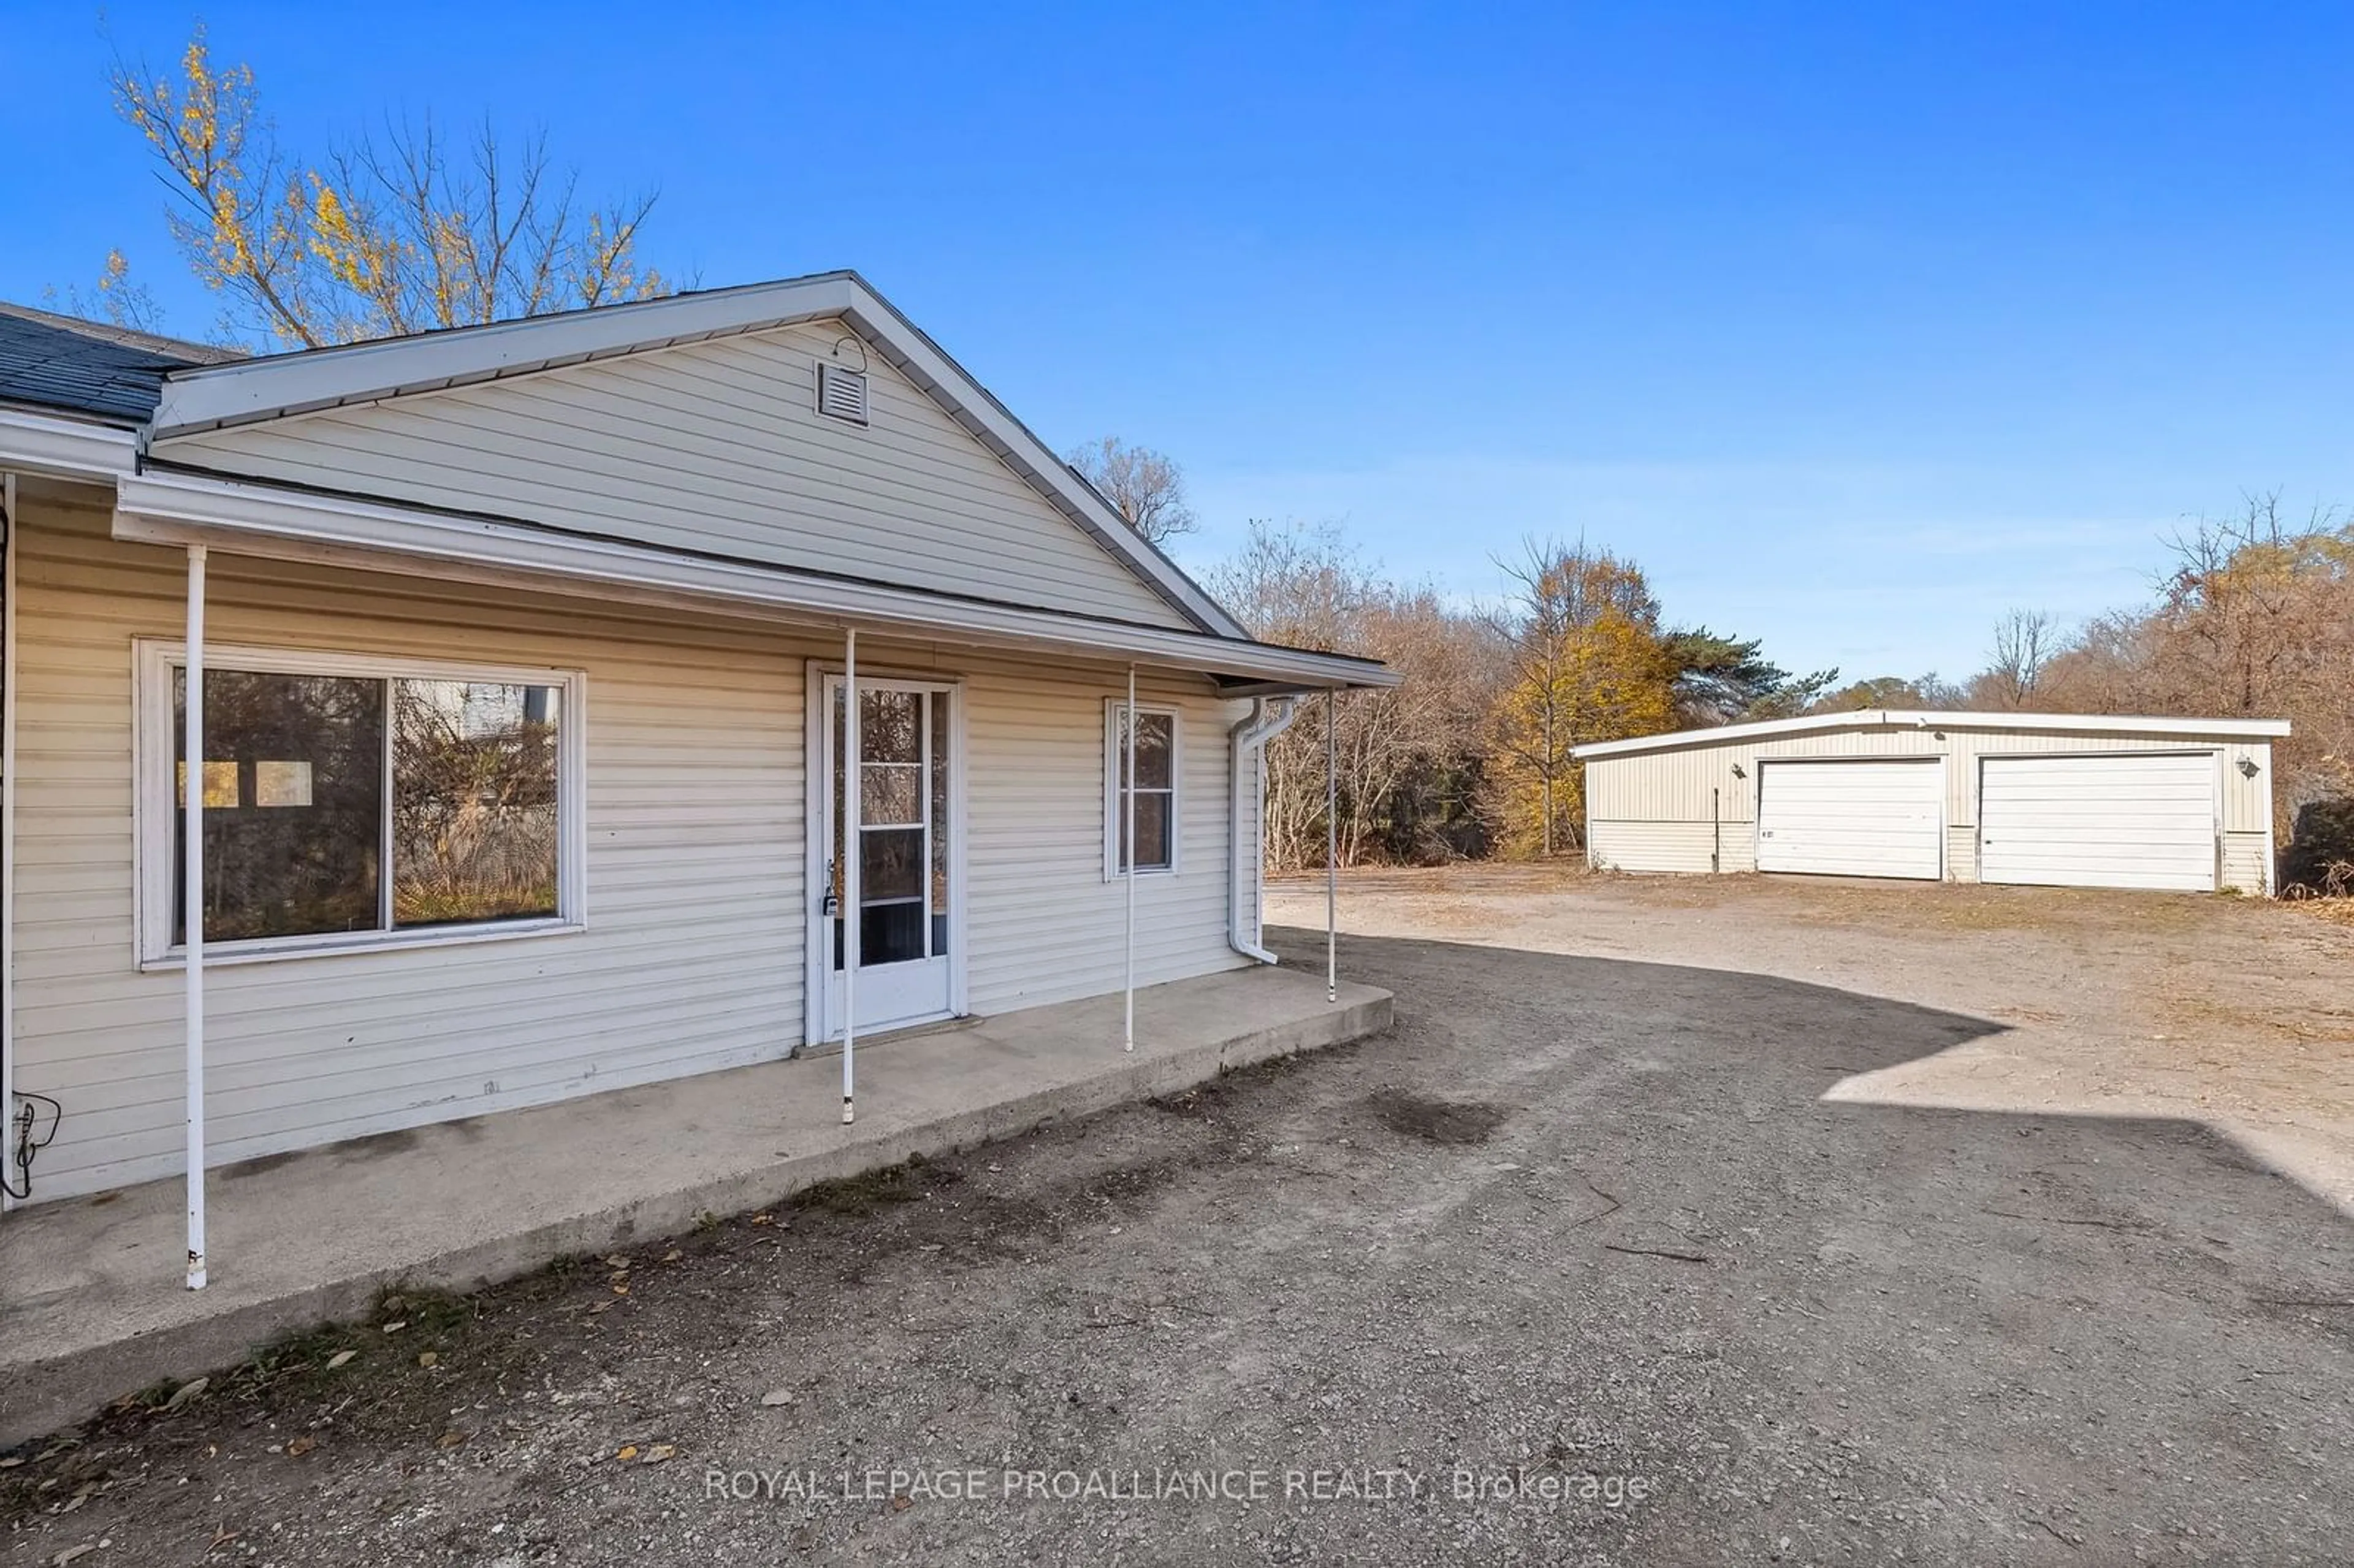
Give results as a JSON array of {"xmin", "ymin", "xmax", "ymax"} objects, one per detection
[{"xmin": 6, "ymin": 868, "xmax": 2351, "ymax": 1566}]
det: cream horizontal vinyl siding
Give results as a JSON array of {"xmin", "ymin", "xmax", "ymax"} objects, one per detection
[
  {"xmin": 965, "ymin": 672, "xmax": 1246, "ymax": 1015},
  {"xmin": 13, "ymin": 483, "xmax": 802, "ymax": 1198},
  {"xmin": 2220, "ymin": 834, "xmax": 2269, "ymax": 896},
  {"xmin": 9, "ymin": 482, "xmax": 1245, "ymax": 1201},
  {"xmin": 1583, "ymin": 720, "xmax": 2275, "ymax": 891},
  {"xmin": 153, "ymin": 319, "xmax": 1194, "ymax": 633},
  {"xmin": 1588, "ymin": 821, "xmax": 1720, "ymax": 875}
]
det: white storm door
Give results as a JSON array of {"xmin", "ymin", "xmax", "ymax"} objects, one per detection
[
  {"xmin": 1756, "ymin": 758, "xmax": 1944, "ymax": 880},
  {"xmin": 1979, "ymin": 753, "xmax": 2217, "ymax": 891},
  {"xmin": 819, "ymin": 677, "xmax": 958, "ymax": 1038}
]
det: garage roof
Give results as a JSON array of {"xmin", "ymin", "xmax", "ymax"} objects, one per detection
[{"xmin": 1571, "ymin": 709, "xmax": 2291, "ymax": 761}]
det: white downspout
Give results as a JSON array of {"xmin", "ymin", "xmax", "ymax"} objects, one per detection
[
  {"xmin": 1122, "ymin": 665, "xmax": 1137, "ymax": 1052},
  {"xmin": 1227, "ymin": 695, "xmax": 1302, "ymax": 965},
  {"xmin": 841, "ymin": 628, "xmax": 858, "ymax": 1125},
  {"xmin": 184, "ymin": 544, "xmax": 208, "ymax": 1288}
]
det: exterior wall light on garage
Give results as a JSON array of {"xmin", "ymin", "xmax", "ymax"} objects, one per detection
[
  {"xmin": 1730, "ymin": 763, "xmax": 1747, "ymax": 779},
  {"xmin": 2238, "ymin": 758, "xmax": 2260, "ymax": 777}
]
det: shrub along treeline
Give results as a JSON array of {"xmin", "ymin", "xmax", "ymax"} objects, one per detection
[
  {"xmin": 1205, "ymin": 523, "xmax": 1831, "ymax": 871},
  {"xmin": 1933, "ymin": 497, "xmax": 2353, "ymax": 893}
]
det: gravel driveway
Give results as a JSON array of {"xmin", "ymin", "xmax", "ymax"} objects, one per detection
[{"xmin": 7, "ymin": 869, "xmax": 2350, "ymax": 1566}]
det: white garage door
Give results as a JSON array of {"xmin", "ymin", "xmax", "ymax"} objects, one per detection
[
  {"xmin": 1756, "ymin": 759, "xmax": 1943, "ymax": 880},
  {"xmin": 1979, "ymin": 753, "xmax": 2217, "ymax": 891}
]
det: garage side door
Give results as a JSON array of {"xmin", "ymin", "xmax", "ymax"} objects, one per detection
[
  {"xmin": 1756, "ymin": 759, "xmax": 1943, "ymax": 880},
  {"xmin": 1979, "ymin": 753, "xmax": 2217, "ymax": 891}
]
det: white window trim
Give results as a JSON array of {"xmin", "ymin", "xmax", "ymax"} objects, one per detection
[
  {"xmin": 1103, "ymin": 699, "xmax": 1180, "ymax": 880},
  {"xmin": 133, "ymin": 639, "xmax": 589, "ymax": 969}
]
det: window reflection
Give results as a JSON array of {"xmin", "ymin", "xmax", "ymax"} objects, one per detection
[
  {"xmin": 170, "ymin": 668, "xmax": 565, "ymax": 945},
  {"xmin": 392, "ymin": 680, "xmax": 561, "ymax": 928},
  {"xmin": 173, "ymin": 669, "xmax": 383, "ymax": 943}
]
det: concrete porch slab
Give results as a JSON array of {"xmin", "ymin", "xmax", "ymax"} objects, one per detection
[{"xmin": 0, "ymin": 966, "xmax": 1390, "ymax": 1445}]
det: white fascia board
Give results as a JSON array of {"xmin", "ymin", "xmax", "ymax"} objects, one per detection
[
  {"xmin": 1572, "ymin": 708, "xmax": 2290, "ymax": 760},
  {"xmin": 147, "ymin": 271, "xmax": 1245, "ymax": 637},
  {"xmin": 113, "ymin": 470, "xmax": 1395, "ymax": 691},
  {"xmin": 831, "ymin": 286, "xmax": 1247, "ymax": 639},
  {"xmin": 148, "ymin": 274, "xmax": 866, "ymax": 434},
  {"xmin": 0, "ymin": 406, "xmax": 139, "ymax": 481},
  {"xmin": 1876, "ymin": 709, "xmax": 2291, "ymax": 739}
]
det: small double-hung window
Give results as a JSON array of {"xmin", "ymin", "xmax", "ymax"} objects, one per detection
[
  {"xmin": 1105, "ymin": 701, "xmax": 1178, "ymax": 877},
  {"xmin": 139, "ymin": 643, "xmax": 585, "ymax": 962}
]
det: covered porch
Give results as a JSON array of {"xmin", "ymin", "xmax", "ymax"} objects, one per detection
[
  {"xmin": 59, "ymin": 465, "xmax": 1391, "ymax": 1289},
  {"xmin": 0, "ymin": 962, "xmax": 1390, "ymax": 1445}
]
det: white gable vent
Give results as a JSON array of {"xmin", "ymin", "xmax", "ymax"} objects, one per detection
[{"xmin": 816, "ymin": 360, "xmax": 870, "ymax": 426}]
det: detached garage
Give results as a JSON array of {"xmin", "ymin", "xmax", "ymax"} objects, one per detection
[{"xmin": 1574, "ymin": 710, "xmax": 2287, "ymax": 894}]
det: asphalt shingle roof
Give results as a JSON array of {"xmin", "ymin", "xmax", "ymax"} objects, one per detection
[{"xmin": 0, "ymin": 302, "xmax": 244, "ymax": 425}]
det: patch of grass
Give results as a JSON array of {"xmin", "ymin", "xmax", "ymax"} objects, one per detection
[
  {"xmin": 123, "ymin": 1377, "xmax": 180, "ymax": 1412},
  {"xmin": 2292, "ymin": 897, "xmax": 2354, "ymax": 929},
  {"xmin": 2160, "ymin": 989, "xmax": 2354, "ymax": 1046},
  {"xmin": 373, "ymin": 1283, "xmax": 475, "ymax": 1336},
  {"xmin": 792, "ymin": 1160, "xmax": 931, "ymax": 1217},
  {"xmin": 229, "ymin": 1320, "xmax": 357, "ymax": 1393}
]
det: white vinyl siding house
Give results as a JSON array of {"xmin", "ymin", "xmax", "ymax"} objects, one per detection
[
  {"xmin": 0, "ymin": 275, "xmax": 1395, "ymax": 1210},
  {"xmin": 1577, "ymin": 711, "xmax": 2284, "ymax": 894},
  {"xmin": 8, "ymin": 484, "xmax": 1263, "ymax": 1197}
]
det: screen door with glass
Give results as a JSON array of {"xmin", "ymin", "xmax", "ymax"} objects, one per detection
[{"xmin": 819, "ymin": 677, "xmax": 956, "ymax": 1036}]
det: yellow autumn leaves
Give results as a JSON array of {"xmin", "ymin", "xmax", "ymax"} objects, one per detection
[{"xmin": 107, "ymin": 24, "xmax": 667, "ymax": 349}]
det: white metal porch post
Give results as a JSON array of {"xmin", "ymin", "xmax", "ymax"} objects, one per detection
[
  {"xmin": 842, "ymin": 628, "xmax": 859, "ymax": 1124},
  {"xmin": 1123, "ymin": 665, "xmax": 1137, "ymax": 1052},
  {"xmin": 184, "ymin": 544, "xmax": 208, "ymax": 1289},
  {"xmin": 1325, "ymin": 687, "xmax": 1337, "ymax": 1005}
]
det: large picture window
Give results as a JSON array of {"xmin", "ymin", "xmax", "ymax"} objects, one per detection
[
  {"xmin": 140, "ymin": 644, "xmax": 585, "ymax": 962},
  {"xmin": 1105, "ymin": 701, "xmax": 1178, "ymax": 877}
]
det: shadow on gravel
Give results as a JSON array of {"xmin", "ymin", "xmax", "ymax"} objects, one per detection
[
  {"xmin": 1270, "ymin": 925, "xmax": 2352, "ymax": 1298},
  {"xmin": 1366, "ymin": 1089, "xmax": 1510, "ymax": 1145},
  {"xmin": 6, "ymin": 927, "xmax": 2348, "ymax": 1567}
]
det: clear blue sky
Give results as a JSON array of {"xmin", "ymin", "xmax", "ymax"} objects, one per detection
[{"xmin": 6, "ymin": 3, "xmax": 2351, "ymax": 681}]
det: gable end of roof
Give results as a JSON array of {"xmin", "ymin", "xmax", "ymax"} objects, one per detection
[{"xmin": 147, "ymin": 273, "xmax": 1246, "ymax": 637}]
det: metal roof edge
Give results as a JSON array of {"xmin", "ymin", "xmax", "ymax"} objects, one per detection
[
  {"xmin": 0, "ymin": 403, "xmax": 142, "ymax": 479},
  {"xmin": 113, "ymin": 467, "xmax": 1395, "ymax": 690},
  {"xmin": 1571, "ymin": 709, "xmax": 2291, "ymax": 760}
]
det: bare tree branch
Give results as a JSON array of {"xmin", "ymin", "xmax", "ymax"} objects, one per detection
[
  {"xmin": 1067, "ymin": 437, "xmax": 1198, "ymax": 546},
  {"xmin": 105, "ymin": 25, "xmax": 668, "ymax": 348}
]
